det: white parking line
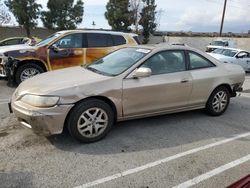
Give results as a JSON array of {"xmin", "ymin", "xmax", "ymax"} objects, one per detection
[
  {"xmin": 74, "ymin": 132, "xmax": 250, "ymax": 188},
  {"xmin": 173, "ymin": 154, "xmax": 250, "ymax": 188}
]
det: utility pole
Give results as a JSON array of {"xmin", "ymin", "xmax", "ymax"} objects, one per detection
[{"xmin": 219, "ymin": 0, "xmax": 227, "ymax": 37}]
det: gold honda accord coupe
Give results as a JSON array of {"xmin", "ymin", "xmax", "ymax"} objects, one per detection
[{"xmin": 10, "ymin": 44, "xmax": 245, "ymax": 142}]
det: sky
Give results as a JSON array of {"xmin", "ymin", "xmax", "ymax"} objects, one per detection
[{"xmin": 2, "ymin": 0, "xmax": 250, "ymax": 33}]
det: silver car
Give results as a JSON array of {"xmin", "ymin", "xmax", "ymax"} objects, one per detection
[{"xmin": 10, "ymin": 45, "xmax": 245, "ymax": 142}]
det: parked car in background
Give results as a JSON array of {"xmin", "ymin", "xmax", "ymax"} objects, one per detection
[
  {"xmin": 0, "ymin": 37, "xmax": 40, "ymax": 46},
  {"xmin": 0, "ymin": 30, "xmax": 139, "ymax": 85},
  {"xmin": 206, "ymin": 39, "xmax": 237, "ymax": 52},
  {"xmin": 207, "ymin": 47, "xmax": 250, "ymax": 72},
  {"xmin": 10, "ymin": 44, "xmax": 245, "ymax": 143}
]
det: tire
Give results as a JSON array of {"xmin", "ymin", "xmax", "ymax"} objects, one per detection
[
  {"xmin": 67, "ymin": 99, "xmax": 114, "ymax": 143},
  {"xmin": 205, "ymin": 86, "xmax": 230, "ymax": 116},
  {"xmin": 15, "ymin": 63, "xmax": 44, "ymax": 84}
]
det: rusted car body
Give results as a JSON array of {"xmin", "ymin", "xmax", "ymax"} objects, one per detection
[{"xmin": 0, "ymin": 30, "xmax": 139, "ymax": 85}]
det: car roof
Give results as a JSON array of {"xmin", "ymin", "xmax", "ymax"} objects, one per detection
[
  {"xmin": 56, "ymin": 30, "xmax": 138, "ymax": 37},
  {"xmin": 129, "ymin": 43, "xmax": 198, "ymax": 52},
  {"xmin": 0, "ymin": 37, "xmax": 28, "ymax": 42}
]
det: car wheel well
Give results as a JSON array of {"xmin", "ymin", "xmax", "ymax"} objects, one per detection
[
  {"xmin": 213, "ymin": 84, "xmax": 233, "ymax": 96},
  {"xmin": 63, "ymin": 96, "xmax": 118, "ymax": 132},
  {"xmin": 16, "ymin": 60, "xmax": 47, "ymax": 72}
]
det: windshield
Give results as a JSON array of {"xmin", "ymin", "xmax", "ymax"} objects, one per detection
[
  {"xmin": 35, "ymin": 33, "xmax": 62, "ymax": 47},
  {"xmin": 210, "ymin": 41, "xmax": 226, "ymax": 46},
  {"xmin": 86, "ymin": 48, "xmax": 151, "ymax": 76},
  {"xmin": 212, "ymin": 48, "xmax": 237, "ymax": 57}
]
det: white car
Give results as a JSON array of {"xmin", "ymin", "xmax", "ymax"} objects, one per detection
[
  {"xmin": 205, "ymin": 39, "xmax": 237, "ymax": 52},
  {"xmin": 207, "ymin": 47, "xmax": 250, "ymax": 72}
]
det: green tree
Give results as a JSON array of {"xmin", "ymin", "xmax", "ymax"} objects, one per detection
[
  {"xmin": 41, "ymin": 0, "xmax": 84, "ymax": 30},
  {"xmin": 105, "ymin": 0, "xmax": 132, "ymax": 32},
  {"xmin": 5, "ymin": 0, "xmax": 41, "ymax": 37},
  {"xmin": 139, "ymin": 0, "xmax": 157, "ymax": 44}
]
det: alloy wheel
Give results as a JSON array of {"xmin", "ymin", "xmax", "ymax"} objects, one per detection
[
  {"xmin": 77, "ymin": 107, "xmax": 109, "ymax": 138},
  {"xmin": 212, "ymin": 91, "xmax": 228, "ymax": 113}
]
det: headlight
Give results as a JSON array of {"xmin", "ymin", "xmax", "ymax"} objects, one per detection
[{"xmin": 20, "ymin": 94, "xmax": 60, "ymax": 108}]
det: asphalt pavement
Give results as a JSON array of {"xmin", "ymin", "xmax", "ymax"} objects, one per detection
[{"xmin": 0, "ymin": 74, "xmax": 249, "ymax": 188}]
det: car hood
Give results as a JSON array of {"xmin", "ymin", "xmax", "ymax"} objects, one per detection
[
  {"xmin": 0, "ymin": 44, "xmax": 36, "ymax": 55},
  {"xmin": 16, "ymin": 66, "xmax": 111, "ymax": 96}
]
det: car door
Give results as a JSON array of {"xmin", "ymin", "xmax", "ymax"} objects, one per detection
[
  {"xmin": 122, "ymin": 50, "xmax": 192, "ymax": 117},
  {"xmin": 48, "ymin": 33, "xmax": 86, "ymax": 70},
  {"xmin": 187, "ymin": 51, "xmax": 218, "ymax": 106},
  {"xmin": 85, "ymin": 33, "xmax": 115, "ymax": 65}
]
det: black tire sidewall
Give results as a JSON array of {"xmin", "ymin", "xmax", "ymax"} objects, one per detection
[
  {"xmin": 15, "ymin": 63, "xmax": 44, "ymax": 84},
  {"xmin": 206, "ymin": 86, "xmax": 230, "ymax": 116},
  {"xmin": 67, "ymin": 99, "xmax": 114, "ymax": 143}
]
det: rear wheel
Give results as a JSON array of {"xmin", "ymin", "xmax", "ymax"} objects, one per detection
[
  {"xmin": 205, "ymin": 86, "xmax": 230, "ymax": 116},
  {"xmin": 15, "ymin": 63, "xmax": 44, "ymax": 84},
  {"xmin": 67, "ymin": 99, "xmax": 114, "ymax": 143}
]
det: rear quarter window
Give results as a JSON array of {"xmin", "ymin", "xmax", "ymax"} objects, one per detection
[
  {"xmin": 112, "ymin": 35, "xmax": 126, "ymax": 46},
  {"xmin": 133, "ymin": 36, "xmax": 141, "ymax": 44},
  {"xmin": 87, "ymin": 33, "xmax": 113, "ymax": 48},
  {"xmin": 188, "ymin": 52, "xmax": 215, "ymax": 70}
]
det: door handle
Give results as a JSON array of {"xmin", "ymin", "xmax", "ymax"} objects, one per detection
[{"xmin": 181, "ymin": 79, "xmax": 189, "ymax": 83}]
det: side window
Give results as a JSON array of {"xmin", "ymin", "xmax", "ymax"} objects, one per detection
[
  {"xmin": 87, "ymin": 33, "xmax": 113, "ymax": 48},
  {"xmin": 141, "ymin": 51, "xmax": 186, "ymax": 75},
  {"xmin": 188, "ymin": 52, "xmax": 215, "ymax": 69},
  {"xmin": 5, "ymin": 39, "xmax": 20, "ymax": 45},
  {"xmin": 55, "ymin": 33, "xmax": 83, "ymax": 48},
  {"xmin": 237, "ymin": 52, "xmax": 249, "ymax": 58},
  {"xmin": 112, "ymin": 35, "xmax": 126, "ymax": 46}
]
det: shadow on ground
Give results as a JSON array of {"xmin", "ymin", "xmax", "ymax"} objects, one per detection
[{"xmin": 47, "ymin": 98, "xmax": 250, "ymax": 155}]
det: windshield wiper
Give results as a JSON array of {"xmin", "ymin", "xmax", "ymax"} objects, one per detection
[{"xmin": 85, "ymin": 66, "xmax": 113, "ymax": 76}]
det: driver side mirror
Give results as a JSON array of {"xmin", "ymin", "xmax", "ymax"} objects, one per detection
[
  {"xmin": 133, "ymin": 67, "xmax": 152, "ymax": 78},
  {"xmin": 50, "ymin": 44, "xmax": 60, "ymax": 52}
]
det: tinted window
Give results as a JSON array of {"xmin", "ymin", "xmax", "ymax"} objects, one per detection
[
  {"xmin": 141, "ymin": 51, "xmax": 186, "ymax": 75},
  {"xmin": 87, "ymin": 33, "xmax": 113, "ymax": 47},
  {"xmin": 112, "ymin": 35, "xmax": 126, "ymax": 46},
  {"xmin": 189, "ymin": 52, "xmax": 215, "ymax": 69},
  {"xmin": 55, "ymin": 33, "xmax": 83, "ymax": 48},
  {"xmin": 4, "ymin": 39, "xmax": 21, "ymax": 45}
]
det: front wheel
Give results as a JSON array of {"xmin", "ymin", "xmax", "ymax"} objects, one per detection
[
  {"xmin": 67, "ymin": 99, "xmax": 114, "ymax": 143},
  {"xmin": 205, "ymin": 86, "xmax": 230, "ymax": 116},
  {"xmin": 15, "ymin": 64, "xmax": 44, "ymax": 84}
]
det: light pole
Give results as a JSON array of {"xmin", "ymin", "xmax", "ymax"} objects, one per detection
[{"xmin": 219, "ymin": 0, "xmax": 227, "ymax": 37}]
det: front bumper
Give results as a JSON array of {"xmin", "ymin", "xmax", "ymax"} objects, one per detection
[{"xmin": 11, "ymin": 100, "xmax": 74, "ymax": 136}]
